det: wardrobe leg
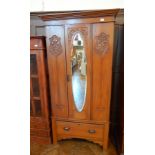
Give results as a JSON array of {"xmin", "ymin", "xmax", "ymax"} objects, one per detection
[
  {"xmin": 103, "ymin": 123, "xmax": 110, "ymax": 150},
  {"xmin": 103, "ymin": 140, "xmax": 109, "ymax": 150},
  {"xmin": 51, "ymin": 117, "xmax": 57, "ymax": 144}
]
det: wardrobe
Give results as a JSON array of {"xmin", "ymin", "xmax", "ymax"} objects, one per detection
[{"xmin": 34, "ymin": 9, "xmax": 119, "ymax": 149}]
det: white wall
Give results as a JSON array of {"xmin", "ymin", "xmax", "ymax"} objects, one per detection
[{"xmin": 30, "ymin": 0, "xmax": 124, "ymax": 12}]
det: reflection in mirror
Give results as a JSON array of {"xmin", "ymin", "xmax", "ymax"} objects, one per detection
[{"xmin": 71, "ymin": 33, "xmax": 87, "ymax": 112}]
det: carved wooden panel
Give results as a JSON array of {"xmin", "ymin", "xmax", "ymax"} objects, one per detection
[
  {"xmin": 95, "ymin": 32, "xmax": 109, "ymax": 55},
  {"xmin": 68, "ymin": 27, "xmax": 88, "ymax": 40},
  {"xmin": 68, "ymin": 27, "xmax": 88, "ymax": 49},
  {"xmin": 49, "ymin": 35, "xmax": 63, "ymax": 56},
  {"xmin": 46, "ymin": 26, "xmax": 69, "ymax": 118},
  {"xmin": 92, "ymin": 23, "xmax": 114, "ymax": 122}
]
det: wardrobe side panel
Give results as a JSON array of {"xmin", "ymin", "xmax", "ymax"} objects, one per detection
[
  {"xmin": 46, "ymin": 26, "xmax": 68, "ymax": 118},
  {"xmin": 92, "ymin": 23, "xmax": 114, "ymax": 122}
]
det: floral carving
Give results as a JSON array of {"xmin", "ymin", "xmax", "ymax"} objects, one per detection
[
  {"xmin": 95, "ymin": 32, "xmax": 109, "ymax": 55},
  {"xmin": 67, "ymin": 27, "xmax": 88, "ymax": 51},
  {"xmin": 49, "ymin": 35, "xmax": 62, "ymax": 56},
  {"xmin": 68, "ymin": 27, "xmax": 88, "ymax": 41}
]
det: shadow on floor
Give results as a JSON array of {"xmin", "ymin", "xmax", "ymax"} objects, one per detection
[{"xmin": 30, "ymin": 139, "xmax": 117, "ymax": 155}]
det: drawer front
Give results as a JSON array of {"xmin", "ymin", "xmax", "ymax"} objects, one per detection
[
  {"xmin": 30, "ymin": 38, "xmax": 45, "ymax": 49},
  {"xmin": 30, "ymin": 117, "xmax": 49, "ymax": 129},
  {"xmin": 30, "ymin": 129, "xmax": 50, "ymax": 137},
  {"xmin": 56, "ymin": 121, "xmax": 104, "ymax": 140}
]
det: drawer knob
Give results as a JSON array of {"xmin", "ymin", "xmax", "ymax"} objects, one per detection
[
  {"xmin": 63, "ymin": 127, "xmax": 70, "ymax": 131},
  {"xmin": 34, "ymin": 44, "xmax": 38, "ymax": 47},
  {"xmin": 88, "ymin": 129, "xmax": 96, "ymax": 134}
]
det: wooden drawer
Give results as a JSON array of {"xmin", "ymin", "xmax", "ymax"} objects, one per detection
[
  {"xmin": 30, "ymin": 37, "xmax": 45, "ymax": 49},
  {"xmin": 30, "ymin": 117, "xmax": 49, "ymax": 129},
  {"xmin": 30, "ymin": 128, "xmax": 50, "ymax": 137},
  {"xmin": 56, "ymin": 121, "xmax": 104, "ymax": 140}
]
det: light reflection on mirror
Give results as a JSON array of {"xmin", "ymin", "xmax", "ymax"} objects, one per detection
[{"xmin": 71, "ymin": 33, "xmax": 87, "ymax": 112}]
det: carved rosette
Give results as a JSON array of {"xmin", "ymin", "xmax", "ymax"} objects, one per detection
[
  {"xmin": 68, "ymin": 27, "xmax": 88, "ymax": 48},
  {"xmin": 95, "ymin": 32, "xmax": 109, "ymax": 55},
  {"xmin": 49, "ymin": 35, "xmax": 63, "ymax": 56},
  {"xmin": 68, "ymin": 27, "xmax": 88, "ymax": 40}
]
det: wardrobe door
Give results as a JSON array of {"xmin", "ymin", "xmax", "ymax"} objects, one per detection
[
  {"xmin": 65, "ymin": 24, "xmax": 91, "ymax": 120},
  {"xmin": 92, "ymin": 23, "xmax": 114, "ymax": 122},
  {"xmin": 46, "ymin": 26, "xmax": 68, "ymax": 118}
]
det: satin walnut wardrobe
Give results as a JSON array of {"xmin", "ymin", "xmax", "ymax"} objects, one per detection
[{"xmin": 40, "ymin": 9, "xmax": 118, "ymax": 149}]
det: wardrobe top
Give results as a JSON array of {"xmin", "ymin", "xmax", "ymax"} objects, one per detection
[{"xmin": 31, "ymin": 9, "xmax": 120, "ymax": 21}]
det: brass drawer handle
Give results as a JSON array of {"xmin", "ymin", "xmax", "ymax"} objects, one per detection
[
  {"xmin": 63, "ymin": 127, "xmax": 70, "ymax": 131},
  {"xmin": 88, "ymin": 129, "xmax": 96, "ymax": 134}
]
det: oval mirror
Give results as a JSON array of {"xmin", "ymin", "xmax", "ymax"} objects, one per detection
[{"xmin": 71, "ymin": 33, "xmax": 87, "ymax": 112}]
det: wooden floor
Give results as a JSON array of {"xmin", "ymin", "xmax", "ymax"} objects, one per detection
[{"xmin": 30, "ymin": 139, "xmax": 118, "ymax": 155}]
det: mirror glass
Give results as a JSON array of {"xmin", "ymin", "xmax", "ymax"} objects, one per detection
[{"xmin": 71, "ymin": 33, "xmax": 87, "ymax": 112}]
